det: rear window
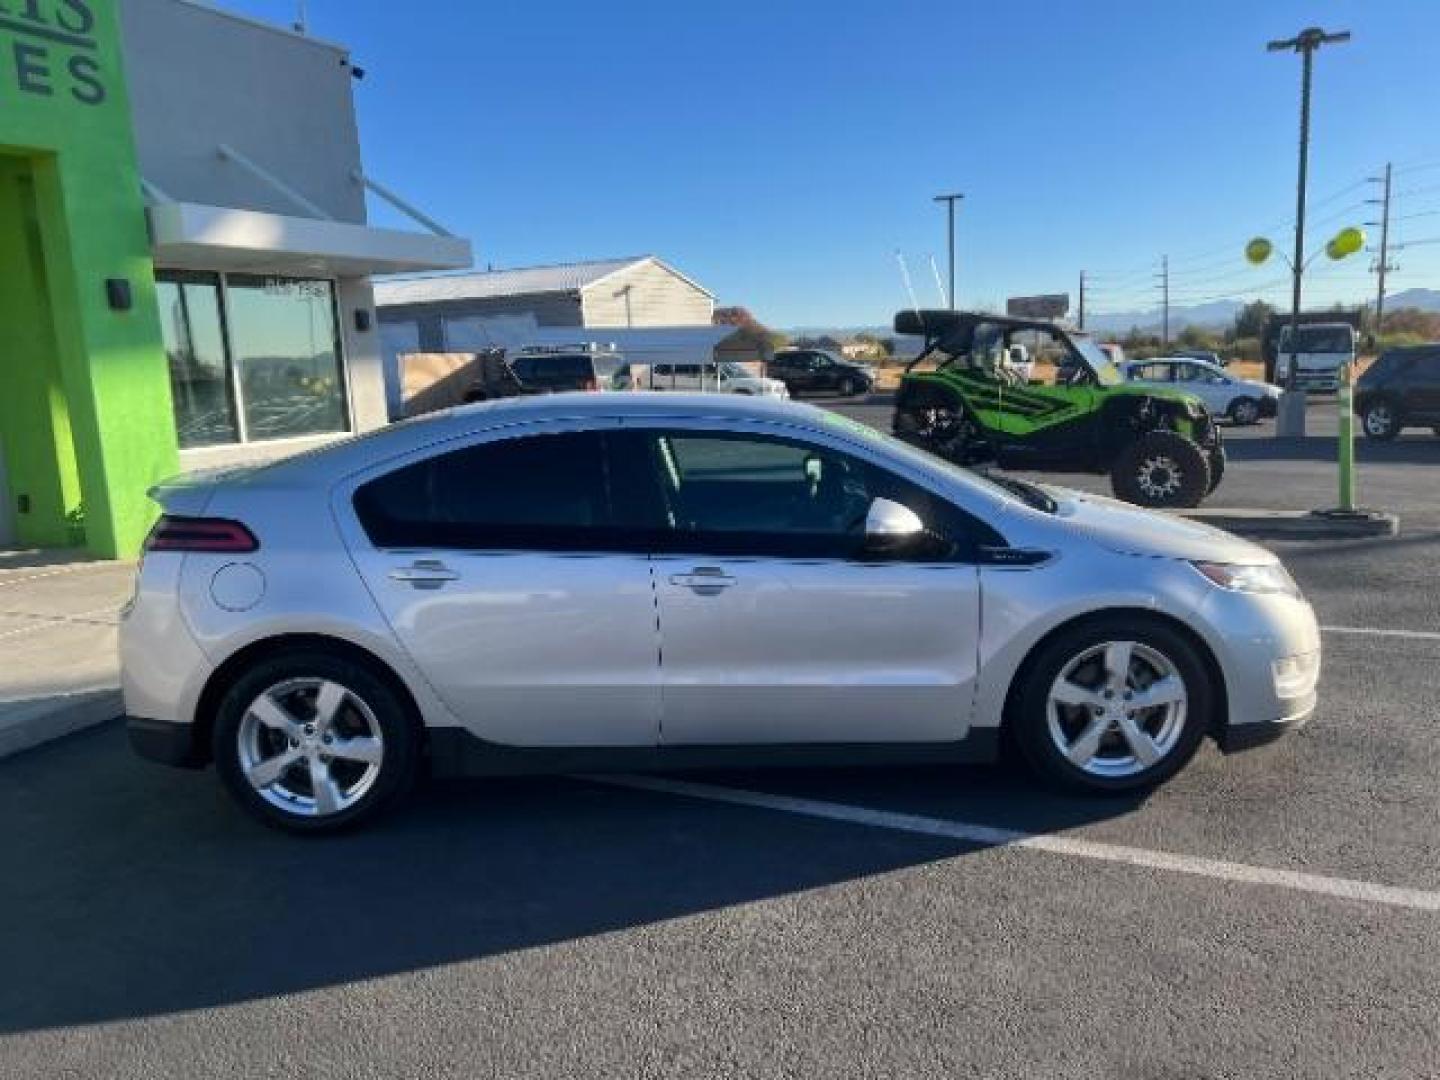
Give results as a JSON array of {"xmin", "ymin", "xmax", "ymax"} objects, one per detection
[{"xmin": 353, "ymin": 431, "xmax": 615, "ymax": 550}]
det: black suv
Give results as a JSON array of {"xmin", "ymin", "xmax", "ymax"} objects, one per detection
[
  {"xmin": 1354, "ymin": 345, "xmax": 1440, "ymax": 440},
  {"xmin": 769, "ymin": 349, "xmax": 874, "ymax": 397}
]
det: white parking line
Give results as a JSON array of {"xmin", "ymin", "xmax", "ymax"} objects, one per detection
[
  {"xmin": 1322, "ymin": 625, "xmax": 1440, "ymax": 642},
  {"xmin": 592, "ymin": 774, "xmax": 1440, "ymax": 914}
]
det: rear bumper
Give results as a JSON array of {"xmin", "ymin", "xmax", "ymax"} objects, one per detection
[{"xmin": 127, "ymin": 716, "xmax": 201, "ymax": 768}]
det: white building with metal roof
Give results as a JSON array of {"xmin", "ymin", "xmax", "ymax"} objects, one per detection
[{"xmin": 374, "ymin": 255, "xmax": 720, "ymax": 415}]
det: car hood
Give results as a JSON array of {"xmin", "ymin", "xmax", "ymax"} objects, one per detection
[{"xmin": 1048, "ymin": 488, "xmax": 1276, "ymax": 564}]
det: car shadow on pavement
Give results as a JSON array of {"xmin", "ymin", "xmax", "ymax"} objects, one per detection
[
  {"xmin": 0, "ymin": 721, "xmax": 1141, "ymax": 1034},
  {"xmin": 1224, "ymin": 434, "xmax": 1440, "ymax": 465}
]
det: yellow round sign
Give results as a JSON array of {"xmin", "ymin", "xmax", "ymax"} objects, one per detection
[
  {"xmin": 1245, "ymin": 237, "xmax": 1273, "ymax": 265},
  {"xmin": 1328, "ymin": 226, "xmax": 1365, "ymax": 259}
]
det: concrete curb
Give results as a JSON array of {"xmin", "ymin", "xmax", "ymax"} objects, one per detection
[
  {"xmin": 0, "ymin": 689, "xmax": 122, "ymax": 761},
  {"xmin": 1176, "ymin": 507, "xmax": 1400, "ymax": 541}
]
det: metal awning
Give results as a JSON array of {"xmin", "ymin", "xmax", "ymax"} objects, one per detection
[{"xmin": 147, "ymin": 202, "xmax": 473, "ymax": 277}]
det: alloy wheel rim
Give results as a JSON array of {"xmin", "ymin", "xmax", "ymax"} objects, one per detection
[
  {"xmin": 1235, "ymin": 400, "xmax": 1258, "ymax": 423},
  {"xmin": 237, "ymin": 677, "xmax": 384, "ymax": 817},
  {"xmin": 1046, "ymin": 641, "xmax": 1188, "ymax": 778},
  {"xmin": 1136, "ymin": 455, "xmax": 1182, "ymax": 500},
  {"xmin": 1366, "ymin": 406, "xmax": 1392, "ymax": 435}
]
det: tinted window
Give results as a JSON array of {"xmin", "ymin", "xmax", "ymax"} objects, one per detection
[
  {"xmin": 617, "ymin": 430, "xmax": 977, "ymax": 560},
  {"xmin": 354, "ymin": 431, "xmax": 621, "ymax": 550}
]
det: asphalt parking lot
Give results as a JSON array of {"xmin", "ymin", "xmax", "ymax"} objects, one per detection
[{"xmin": 2, "ymin": 394, "xmax": 1438, "ymax": 1078}]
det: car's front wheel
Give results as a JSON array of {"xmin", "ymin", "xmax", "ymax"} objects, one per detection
[
  {"xmin": 213, "ymin": 650, "xmax": 420, "ymax": 833},
  {"xmin": 1110, "ymin": 431, "xmax": 1211, "ymax": 508},
  {"xmin": 1012, "ymin": 617, "xmax": 1213, "ymax": 794},
  {"xmin": 1362, "ymin": 400, "xmax": 1401, "ymax": 440},
  {"xmin": 1228, "ymin": 396, "xmax": 1260, "ymax": 425}
]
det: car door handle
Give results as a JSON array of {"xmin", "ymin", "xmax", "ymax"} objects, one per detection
[
  {"xmin": 389, "ymin": 560, "xmax": 460, "ymax": 587},
  {"xmin": 669, "ymin": 567, "xmax": 736, "ymax": 592}
]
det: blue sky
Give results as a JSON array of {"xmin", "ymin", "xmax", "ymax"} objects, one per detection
[{"xmin": 215, "ymin": 0, "xmax": 1439, "ymax": 327}]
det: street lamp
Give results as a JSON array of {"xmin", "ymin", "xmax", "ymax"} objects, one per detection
[
  {"xmin": 1266, "ymin": 26, "xmax": 1350, "ymax": 436},
  {"xmin": 933, "ymin": 193, "xmax": 964, "ymax": 310}
]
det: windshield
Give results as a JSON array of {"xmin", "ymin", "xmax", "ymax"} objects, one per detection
[
  {"xmin": 1279, "ymin": 325, "xmax": 1354, "ymax": 353},
  {"xmin": 1071, "ymin": 336, "xmax": 1122, "ymax": 386}
]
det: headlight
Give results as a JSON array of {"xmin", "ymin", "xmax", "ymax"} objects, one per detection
[{"xmin": 1192, "ymin": 561, "xmax": 1301, "ymax": 598}]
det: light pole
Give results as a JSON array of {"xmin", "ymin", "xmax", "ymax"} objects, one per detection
[
  {"xmin": 933, "ymin": 193, "xmax": 963, "ymax": 310},
  {"xmin": 1267, "ymin": 26, "xmax": 1350, "ymax": 437}
]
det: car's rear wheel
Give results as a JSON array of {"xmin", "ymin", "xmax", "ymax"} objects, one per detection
[
  {"xmin": 1362, "ymin": 400, "xmax": 1401, "ymax": 440},
  {"xmin": 213, "ymin": 650, "xmax": 420, "ymax": 833},
  {"xmin": 837, "ymin": 376, "xmax": 857, "ymax": 397},
  {"xmin": 1110, "ymin": 431, "xmax": 1211, "ymax": 508},
  {"xmin": 1228, "ymin": 396, "xmax": 1260, "ymax": 425},
  {"xmin": 1012, "ymin": 617, "xmax": 1212, "ymax": 794}
]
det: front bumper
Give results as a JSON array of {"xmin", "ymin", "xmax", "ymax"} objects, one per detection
[
  {"xmin": 1218, "ymin": 703, "xmax": 1314, "ymax": 753},
  {"xmin": 1198, "ymin": 584, "xmax": 1321, "ymax": 751}
]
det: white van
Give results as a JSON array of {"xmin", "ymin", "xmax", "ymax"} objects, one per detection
[{"xmin": 1275, "ymin": 323, "xmax": 1357, "ymax": 392}]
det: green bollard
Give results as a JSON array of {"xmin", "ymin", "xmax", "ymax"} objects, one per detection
[{"xmin": 1338, "ymin": 359, "xmax": 1354, "ymax": 512}]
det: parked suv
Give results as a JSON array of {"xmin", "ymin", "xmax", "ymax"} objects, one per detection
[
  {"xmin": 770, "ymin": 349, "xmax": 875, "ymax": 397},
  {"xmin": 507, "ymin": 345, "xmax": 626, "ymax": 393},
  {"xmin": 1354, "ymin": 345, "xmax": 1440, "ymax": 440}
]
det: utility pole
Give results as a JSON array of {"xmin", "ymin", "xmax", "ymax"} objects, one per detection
[
  {"xmin": 1367, "ymin": 162, "xmax": 1394, "ymax": 333},
  {"xmin": 1078, "ymin": 271, "xmax": 1086, "ymax": 330},
  {"xmin": 933, "ymin": 193, "xmax": 964, "ymax": 310},
  {"xmin": 294, "ymin": 0, "xmax": 308, "ymax": 33},
  {"xmin": 1156, "ymin": 256, "xmax": 1170, "ymax": 347},
  {"xmin": 1268, "ymin": 26, "xmax": 1351, "ymax": 436}
]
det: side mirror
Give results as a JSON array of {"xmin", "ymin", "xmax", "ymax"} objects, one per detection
[{"xmin": 864, "ymin": 497, "xmax": 925, "ymax": 554}]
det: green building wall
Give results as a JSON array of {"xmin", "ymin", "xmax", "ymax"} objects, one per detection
[{"xmin": 0, "ymin": 0, "xmax": 179, "ymax": 557}]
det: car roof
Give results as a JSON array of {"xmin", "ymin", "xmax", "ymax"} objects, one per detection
[{"xmin": 241, "ymin": 393, "xmax": 832, "ymax": 485}]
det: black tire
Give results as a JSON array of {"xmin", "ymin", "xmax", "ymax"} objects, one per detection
[
  {"xmin": 1010, "ymin": 615, "xmax": 1213, "ymax": 795},
  {"xmin": 1110, "ymin": 431, "xmax": 1211, "ymax": 508},
  {"xmin": 837, "ymin": 376, "xmax": 857, "ymax": 397},
  {"xmin": 1361, "ymin": 399, "xmax": 1401, "ymax": 441},
  {"xmin": 1206, "ymin": 445, "xmax": 1226, "ymax": 495},
  {"xmin": 1227, "ymin": 396, "xmax": 1260, "ymax": 426},
  {"xmin": 213, "ymin": 649, "xmax": 421, "ymax": 833}
]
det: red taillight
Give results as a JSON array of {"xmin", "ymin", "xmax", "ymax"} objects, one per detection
[{"xmin": 145, "ymin": 515, "xmax": 258, "ymax": 553}]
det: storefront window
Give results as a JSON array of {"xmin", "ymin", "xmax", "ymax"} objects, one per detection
[
  {"xmin": 156, "ymin": 271, "xmax": 350, "ymax": 448},
  {"xmin": 225, "ymin": 275, "xmax": 348, "ymax": 441},
  {"xmin": 155, "ymin": 272, "xmax": 239, "ymax": 448}
]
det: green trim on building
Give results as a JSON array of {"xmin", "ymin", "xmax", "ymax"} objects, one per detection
[{"xmin": 0, "ymin": 0, "xmax": 178, "ymax": 557}]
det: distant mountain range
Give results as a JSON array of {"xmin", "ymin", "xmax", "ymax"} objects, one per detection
[{"xmin": 783, "ymin": 289, "xmax": 1440, "ymax": 342}]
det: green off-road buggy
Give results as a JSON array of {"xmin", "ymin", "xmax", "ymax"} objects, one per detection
[{"xmin": 891, "ymin": 310, "xmax": 1226, "ymax": 508}]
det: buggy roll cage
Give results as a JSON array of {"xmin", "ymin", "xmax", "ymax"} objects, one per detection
[{"xmin": 895, "ymin": 309, "xmax": 1090, "ymax": 376}]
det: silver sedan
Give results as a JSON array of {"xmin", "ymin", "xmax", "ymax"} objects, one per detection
[{"xmin": 122, "ymin": 394, "xmax": 1320, "ymax": 831}]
